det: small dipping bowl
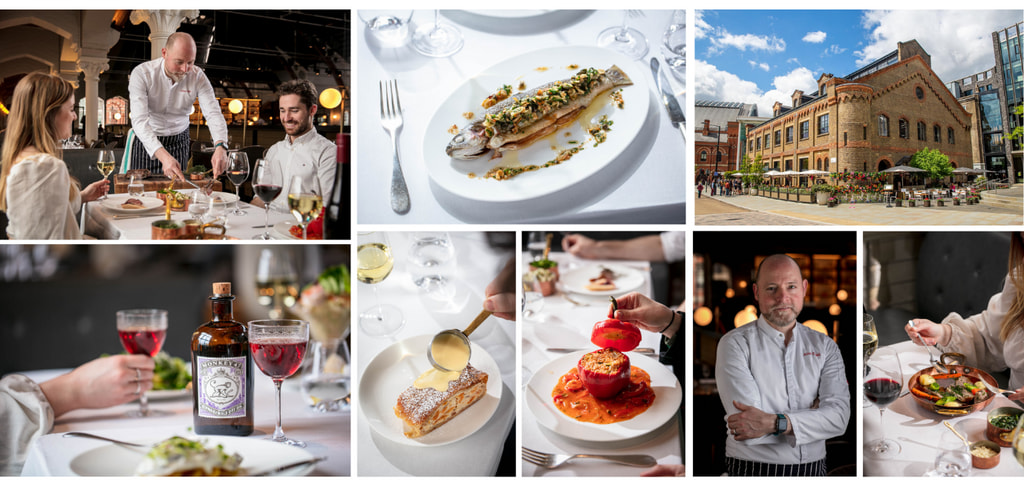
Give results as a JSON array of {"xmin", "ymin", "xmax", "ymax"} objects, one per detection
[
  {"xmin": 970, "ymin": 439, "xmax": 1001, "ymax": 469},
  {"xmin": 427, "ymin": 329, "xmax": 471, "ymax": 372},
  {"xmin": 986, "ymin": 406, "xmax": 1024, "ymax": 447}
]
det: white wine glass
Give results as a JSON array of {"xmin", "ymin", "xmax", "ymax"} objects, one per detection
[
  {"xmin": 116, "ymin": 309, "xmax": 168, "ymax": 417},
  {"xmin": 248, "ymin": 319, "xmax": 309, "ymax": 447},
  {"xmin": 597, "ymin": 10, "xmax": 649, "ymax": 60},
  {"xmin": 864, "ymin": 349, "xmax": 903, "ymax": 458},
  {"xmin": 357, "ymin": 231, "xmax": 405, "ymax": 337},
  {"xmin": 411, "ymin": 9, "xmax": 463, "ymax": 58},
  {"xmin": 287, "ymin": 175, "xmax": 323, "ymax": 240},
  {"xmin": 226, "ymin": 151, "xmax": 249, "ymax": 216},
  {"xmin": 1011, "ymin": 413, "xmax": 1024, "ymax": 469},
  {"xmin": 96, "ymin": 149, "xmax": 116, "ymax": 200},
  {"xmin": 251, "ymin": 158, "xmax": 282, "ymax": 240},
  {"xmin": 256, "ymin": 248, "xmax": 298, "ymax": 319}
]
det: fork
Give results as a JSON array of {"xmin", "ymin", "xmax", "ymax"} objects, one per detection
[
  {"xmin": 521, "ymin": 446, "xmax": 656, "ymax": 468},
  {"xmin": 380, "ymin": 80, "xmax": 410, "ymax": 214}
]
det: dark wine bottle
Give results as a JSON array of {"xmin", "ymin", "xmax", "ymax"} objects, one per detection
[
  {"xmin": 324, "ymin": 132, "xmax": 350, "ymax": 240},
  {"xmin": 191, "ymin": 282, "xmax": 254, "ymax": 435}
]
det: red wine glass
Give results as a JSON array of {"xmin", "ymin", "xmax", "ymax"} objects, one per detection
[
  {"xmin": 251, "ymin": 158, "xmax": 282, "ymax": 240},
  {"xmin": 249, "ymin": 319, "xmax": 309, "ymax": 447},
  {"xmin": 116, "ymin": 309, "xmax": 168, "ymax": 417},
  {"xmin": 864, "ymin": 349, "xmax": 903, "ymax": 458}
]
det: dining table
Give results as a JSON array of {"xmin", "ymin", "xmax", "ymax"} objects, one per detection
[
  {"xmin": 355, "ymin": 231, "xmax": 516, "ymax": 476},
  {"xmin": 356, "ymin": 9, "xmax": 686, "ymax": 224},
  {"xmin": 15, "ymin": 367, "xmax": 350, "ymax": 476},
  {"xmin": 81, "ymin": 192, "xmax": 299, "ymax": 240},
  {"xmin": 863, "ymin": 340, "xmax": 1024, "ymax": 476},
  {"xmin": 520, "ymin": 251, "xmax": 683, "ymax": 476}
]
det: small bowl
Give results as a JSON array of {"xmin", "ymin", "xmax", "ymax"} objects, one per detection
[
  {"xmin": 970, "ymin": 439, "xmax": 1001, "ymax": 469},
  {"xmin": 986, "ymin": 406, "xmax": 1024, "ymax": 447}
]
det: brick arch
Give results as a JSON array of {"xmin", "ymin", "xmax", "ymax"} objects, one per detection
[{"xmin": 877, "ymin": 159, "xmax": 892, "ymax": 171}]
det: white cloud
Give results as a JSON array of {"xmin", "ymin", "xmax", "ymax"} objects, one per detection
[
  {"xmin": 710, "ymin": 32, "xmax": 786, "ymax": 55},
  {"xmin": 695, "ymin": 59, "xmax": 818, "ymax": 115},
  {"xmin": 824, "ymin": 44, "xmax": 847, "ymax": 56},
  {"xmin": 695, "ymin": 10, "xmax": 712, "ymax": 40},
  {"xmin": 855, "ymin": 10, "xmax": 1017, "ymax": 82},
  {"xmin": 749, "ymin": 61, "xmax": 771, "ymax": 72},
  {"xmin": 803, "ymin": 31, "xmax": 827, "ymax": 43}
]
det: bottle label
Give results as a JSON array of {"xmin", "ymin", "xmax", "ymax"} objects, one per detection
[{"xmin": 196, "ymin": 356, "xmax": 247, "ymax": 419}]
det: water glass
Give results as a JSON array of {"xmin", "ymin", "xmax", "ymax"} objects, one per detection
[
  {"xmin": 934, "ymin": 430, "xmax": 972, "ymax": 476},
  {"xmin": 407, "ymin": 232, "xmax": 457, "ymax": 295},
  {"xmin": 128, "ymin": 177, "xmax": 145, "ymax": 197},
  {"xmin": 359, "ymin": 10, "xmax": 413, "ymax": 47},
  {"xmin": 522, "ymin": 272, "xmax": 545, "ymax": 320},
  {"xmin": 662, "ymin": 10, "xmax": 686, "ymax": 81}
]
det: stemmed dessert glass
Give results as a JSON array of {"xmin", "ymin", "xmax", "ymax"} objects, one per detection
[
  {"xmin": 357, "ymin": 231, "xmax": 405, "ymax": 337},
  {"xmin": 249, "ymin": 319, "xmax": 309, "ymax": 447},
  {"xmin": 226, "ymin": 151, "xmax": 249, "ymax": 216},
  {"xmin": 95, "ymin": 149, "xmax": 116, "ymax": 200},
  {"xmin": 251, "ymin": 158, "xmax": 282, "ymax": 240},
  {"xmin": 864, "ymin": 349, "xmax": 903, "ymax": 458},
  {"xmin": 411, "ymin": 10, "xmax": 463, "ymax": 57},
  {"xmin": 597, "ymin": 10, "xmax": 649, "ymax": 60},
  {"xmin": 287, "ymin": 175, "xmax": 323, "ymax": 240},
  {"xmin": 116, "ymin": 309, "xmax": 168, "ymax": 417}
]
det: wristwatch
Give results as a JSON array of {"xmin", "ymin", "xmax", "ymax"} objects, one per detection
[
  {"xmin": 214, "ymin": 142, "xmax": 227, "ymax": 151},
  {"xmin": 774, "ymin": 414, "xmax": 787, "ymax": 436}
]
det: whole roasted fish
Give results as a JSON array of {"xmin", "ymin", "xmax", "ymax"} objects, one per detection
[{"xmin": 446, "ymin": 66, "xmax": 633, "ymax": 159}]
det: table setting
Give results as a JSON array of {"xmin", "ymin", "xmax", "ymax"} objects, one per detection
[
  {"xmin": 863, "ymin": 334, "xmax": 1024, "ymax": 476},
  {"xmin": 354, "ymin": 231, "xmax": 516, "ymax": 476},
  {"xmin": 356, "ymin": 9, "xmax": 686, "ymax": 224},
  {"xmin": 520, "ymin": 249, "xmax": 683, "ymax": 476}
]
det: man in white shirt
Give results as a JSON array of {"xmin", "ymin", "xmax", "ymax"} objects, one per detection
[
  {"xmin": 128, "ymin": 32, "xmax": 228, "ymax": 181},
  {"xmin": 716, "ymin": 254, "xmax": 850, "ymax": 476},
  {"xmin": 255, "ymin": 79, "xmax": 335, "ymax": 214}
]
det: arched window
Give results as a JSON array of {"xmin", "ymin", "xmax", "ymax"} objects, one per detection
[
  {"xmin": 917, "ymin": 121, "xmax": 926, "ymax": 141},
  {"xmin": 899, "ymin": 119, "xmax": 909, "ymax": 139},
  {"xmin": 948, "ymin": 127, "xmax": 955, "ymax": 144},
  {"xmin": 933, "ymin": 125, "xmax": 941, "ymax": 142},
  {"xmin": 700, "ymin": 150, "xmax": 708, "ymax": 161},
  {"xmin": 878, "ymin": 115, "xmax": 889, "ymax": 137}
]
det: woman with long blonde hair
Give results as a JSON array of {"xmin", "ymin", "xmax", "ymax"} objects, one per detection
[
  {"xmin": 906, "ymin": 232, "xmax": 1024, "ymax": 400},
  {"xmin": 0, "ymin": 72, "xmax": 108, "ymax": 239}
]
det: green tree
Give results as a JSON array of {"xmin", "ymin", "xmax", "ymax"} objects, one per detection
[
  {"xmin": 1010, "ymin": 105, "xmax": 1023, "ymax": 145},
  {"xmin": 739, "ymin": 153, "xmax": 765, "ymax": 186},
  {"xmin": 910, "ymin": 147, "xmax": 953, "ymax": 185}
]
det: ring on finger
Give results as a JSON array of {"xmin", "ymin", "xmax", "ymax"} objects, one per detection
[{"xmin": 135, "ymin": 368, "xmax": 141, "ymax": 382}]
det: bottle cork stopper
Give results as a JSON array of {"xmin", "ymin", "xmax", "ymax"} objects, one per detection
[{"xmin": 213, "ymin": 282, "xmax": 231, "ymax": 295}]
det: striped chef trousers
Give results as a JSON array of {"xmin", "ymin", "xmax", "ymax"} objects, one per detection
[
  {"xmin": 129, "ymin": 129, "xmax": 190, "ymax": 175},
  {"xmin": 725, "ymin": 456, "xmax": 828, "ymax": 476}
]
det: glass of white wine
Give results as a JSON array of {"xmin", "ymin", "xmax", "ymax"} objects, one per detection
[
  {"xmin": 96, "ymin": 149, "xmax": 116, "ymax": 200},
  {"xmin": 256, "ymin": 248, "xmax": 298, "ymax": 319},
  {"xmin": 357, "ymin": 231, "xmax": 405, "ymax": 337},
  {"xmin": 1012, "ymin": 412, "xmax": 1024, "ymax": 470},
  {"xmin": 287, "ymin": 175, "xmax": 323, "ymax": 240}
]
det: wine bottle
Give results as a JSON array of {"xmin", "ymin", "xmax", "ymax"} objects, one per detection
[
  {"xmin": 191, "ymin": 282, "xmax": 254, "ymax": 435},
  {"xmin": 324, "ymin": 132, "xmax": 350, "ymax": 240}
]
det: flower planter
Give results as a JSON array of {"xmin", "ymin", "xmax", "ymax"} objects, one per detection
[
  {"xmin": 953, "ymin": 199, "xmax": 961, "ymax": 206},
  {"xmin": 923, "ymin": 199, "xmax": 931, "ymax": 207},
  {"xmin": 937, "ymin": 200, "xmax": 945, "ymax": 207},
  {"xmin": 816, "ymin": 192, "xmax": 830, "ymax": 205},
  {"xmin": 908, "ymin": 200, "xmax": 916, "ymax": 207},
  {"xmin": 895, "ymin": 199, "xmax": 903, "ymax": 207}
]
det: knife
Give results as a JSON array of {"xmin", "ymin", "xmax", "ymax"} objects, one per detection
[
  {"xmin": 650, "ymin": 57, "xmax": 686, "ymax": 142},
  {"xmin": 252, "ymin": 456, "xmax": 327, "ymax": 476}
]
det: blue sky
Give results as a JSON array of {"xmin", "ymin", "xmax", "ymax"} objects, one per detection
[{"xmin": 695, "ymin": 10, "xmax": 1023, "ymax": 115}]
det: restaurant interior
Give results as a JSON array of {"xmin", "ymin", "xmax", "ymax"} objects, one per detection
[
  {"xmin": 0, "ymin": 10, "xmax": 351, "ymax": 238},
  {"xmin": 692, "ymin": 231, "xmax": 858, "ymax": 476}
]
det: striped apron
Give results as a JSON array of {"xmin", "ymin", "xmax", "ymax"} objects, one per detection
[
  {"xmin": 725, "ymin": 456, "xmax": 828, "ymax": 476},
  {"xmin": 129, "ymin": 129, "xmax": 190, "ymax": 175}
]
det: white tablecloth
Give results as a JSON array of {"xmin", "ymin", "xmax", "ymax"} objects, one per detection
[
  {"xmin": 520, "ymin": 251, "xmax": 683, "ymax": 476},
  {"xmin": 17, "ymin": 368, "xmax": 350, "ymax": 476},
  {"xmin": 83, "ymin": 194, "xmax": 298, "ymax": 240},
  {"xmin": 864, "ymin": 340, "xmax": 1024, "ymax": 476},
  {"xmin": 355, "ymin": 232, "xmax": 516, "ymax": 476},
  {"xmin": 356, "ymin": 9, "xmax": 686, "ymax": 224}
]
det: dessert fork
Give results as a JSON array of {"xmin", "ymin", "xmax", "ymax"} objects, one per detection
[
  {"xmin": 521, "ymin": 446, "xmax": 656, "ymax": 468},
  {"xmin": 380, "ymin": 79, "xmax": 410, "ymax": 214}
]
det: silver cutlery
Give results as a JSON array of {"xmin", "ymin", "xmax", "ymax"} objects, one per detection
[
  {"xmin": 252, "ymin": 456, "xmax": 327, "ymax": 476},
  {"xmin": 521, "ymin": 446, "xmax": 656, "ymax": 468},
  {"xmin": 314, "ymin": 393, "xmax": 351, "ymax": 413},
  {"xmin": 976, "ymin": 375, "xmax": 1013, "ymax": 397},
  {"xmin": 546, "ymin": 347, "xmax": 657, "ymax": 355},
  {"xmin": 562, "ymin": 293, "xmax": 589, "ymax": 306},
  {"xmin": 63, "ymin": 431, "xmax": 147, "ymax": 449},
  {"xmin": 906, "ymin": 320, "xmax": 948, "ymax": 373},
  {"xmin": 112, "ymin": 214, "xmax": 153, "ymax": 220},
  {"xmin": 650, "ymin": 57, "xmax": 686, "ymax": 142},
  {"xmin": 380, "ymin": 79, "xmax": 410, "ymax": 214}
]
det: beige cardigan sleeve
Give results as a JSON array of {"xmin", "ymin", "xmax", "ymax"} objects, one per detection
[{"xmin": 0, "ymin": 375, "xmax": 54, "ymax": 476}]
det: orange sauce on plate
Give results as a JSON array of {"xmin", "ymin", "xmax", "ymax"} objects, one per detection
[{"xmin": 552, "ymin": 366, "xmax": 655, "ymax": 424}]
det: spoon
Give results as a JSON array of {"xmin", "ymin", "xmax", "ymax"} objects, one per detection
[
  {"xmin": 427, "ymin": 309, "xmax": 492, "ymax": 372},
  {"xmin": 907, "ymin": 320, "xmax": 949, "ymax": 373},
  {"xmin": 943, "ymin": 421, "xmax": 971, "ymax": 448}
]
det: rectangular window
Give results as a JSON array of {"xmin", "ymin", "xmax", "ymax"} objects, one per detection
[
  {"xmin": 756, "ymin": 138, "xmax": 761, "ymax": 150},
  {"xmin": 800, "ymin": 121, "xmax": 809, "ymax": 139},
  {"xmin": 774, "ymin": 130, "xmax": 781, "ymax": 145},
  {"xmin": 899, "ymin": 119, "xmax": 909, "ymax": 139},
  {"xmin": 786, "ymin": 126, "xmax": 793, "ymax": 143},
  {"xmin": 817, "ymin": 114, "xmax": 829, "ymax": 135},
  {"xmin": 948, "ymin": 127, "xmax": 955, "ymax": 144},
  {"xmin": 878, "ymin": 115, "xmax": 889, "ymax": 137},
  {"xmin": 843, "ymin": 132, "xmax": 848, "ymax": 146},
  {"xmin": 917, "ymin": 122, "xmax": 926, "ymax": 141},
  {"xmin": 863, "ymin": 126, "xmax": 867, "ymax": 140},
  {"xmin": 934, "ymin": 125, "xmax": 941, "ymax": 142}
]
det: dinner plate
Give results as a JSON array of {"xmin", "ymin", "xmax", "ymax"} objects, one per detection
[
  {"xmin": 423, "ymin": 46, "xmax": 652, "ymax": 206},
  {"xmin": 177, "ymin": 190, "xmax": 239, "ymax": 205},
  {"xmin": 525, "ymin": 351, "xmax": 681, "ymax": 442},
  {"xmin": 68, "ymin": 435, "xmax": 315, "ymax": 476},
  {"xmin": 99, "ymin": 195, "xmax": 164, "ymax": 214},
  {"xmin": 271, "ymin": 221, "xmax": 299, "ymax": 240},
  {"xmin": 559, "ymin": 263, "xmax": 645, "ymax": 296},
  {"xmin": 446, "ymin": 11, "xmax": 594, "ymax": 36},
  {"xmin": 359, "ymin": 334, "xmax": 502, "ymax": 446},
  {"xmin": 143, "ymin": 388, "xmax": 190, "ymax": 401}
]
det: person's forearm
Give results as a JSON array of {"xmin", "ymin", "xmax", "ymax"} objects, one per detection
[
  {"xmin": 38, "ymin": 374, "xmax": 75, "ymax": 418},
  {"xmin": 596, "ymin": 235, "xmax": 665, "ymax": 261}
]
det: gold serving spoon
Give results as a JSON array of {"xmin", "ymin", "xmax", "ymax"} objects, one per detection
[{"xmin": 427, "ymin": 309, "xmax": 492, "ymax": 372}]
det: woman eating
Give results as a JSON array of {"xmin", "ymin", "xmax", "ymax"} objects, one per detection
[{"xmin": 0, "ymin": 72, "xmax": 108, "ymax": 239}]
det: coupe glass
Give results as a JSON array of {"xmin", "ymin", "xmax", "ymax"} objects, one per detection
[
  {"xmin": 411, "ymin": 10, "xmax": 463, "ymax": 57},
  {"xmin": 255, "ymin": 248, "xmax": 298, "ymax": 319},
  {"xmin": 863, "ymin": 313, "xmax": 878, "ymax": 407},
  {"xmin": 116, "ymin": 309, "xmax": 168, "ymax": 417},
  {"xmin": 357, "ymin": 231, "xmax": 405, "ymax": 337},
  {"xmin": 287, "ymin": 175, "xmax": 323, "ymax": 240},
  {"xmin": 251, "ymin": 158, "xmax": 282, "ymax": 240},
  {"xmin": 248, "ymin": 319, "xmax": 309, "ymax": 447},
  {"xmin": 864, "ymin": 349, "xmax": 903, "ymax": 457},
  {"xmin": 96, "ymin": 149, "xmax": 116, "ymax": 200},
  {"xmin": 597, "ymin": 10, "xmax": 649, "ymax": 60},
  {"xmin": 226, "ymin": 151, "xmax": 249, "ymax": 216}
]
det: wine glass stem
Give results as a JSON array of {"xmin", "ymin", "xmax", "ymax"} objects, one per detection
[
  {"xmin": 433, "ymin": 9, "xmax": 441, "ymax": 30},
  {"xmin": 235, "ymin": 186, "xmax": 241, "ymax": 212},
  {"xmin": 273, "ymin": 379, "xmax": 285, "ymax": 440},
  {"xmin": 264, "ymin": 206, "xmax": 270, "ymax": 232},
  {"xmin": 373, "ymin": 284, "xmax": 385, "ymax": 320},
  {"xmin": 139, "ymin": 393, "xmax": 149, "ymax": 416},
  {"xmin": 877, "ymin": 407, "xmax": 887, "ymax": 448},
  {"xmin": 302, "ymin": 224, "xmax": 308, "ymax": 240}
]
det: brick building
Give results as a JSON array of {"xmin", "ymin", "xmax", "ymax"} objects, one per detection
[
  {"xmin": 746, "ymin": 40, "xmax": 976, "ymax": 184},
  {"xmin": 694, "ymin": 100, "xmax": 762, "ymax": 182}
]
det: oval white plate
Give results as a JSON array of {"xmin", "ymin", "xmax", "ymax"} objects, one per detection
[
  {"xmin": 525, "ymin": 351, "xmax": 681, "ymax": 442},
  {"xmin": 68, "ymin": 435, "xmax": 315, "ymax": 476},
  {"xmin": 559, "ymin": 263, "xmax": 645, "ymax": 296},
  {"xmin": 359, "ymin": 334, "xmax": 502, "ymax": 446},
  {"xmin": 423, "ymin": 46, "xmax": 650, "ymax": 204},
  {"xmin": 99, "ymin": 195, "xmax": 164, "ymax": 214},
  {"xmin": 177, "ymin": 190, "xmax": 239, "ymax": 205}
]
